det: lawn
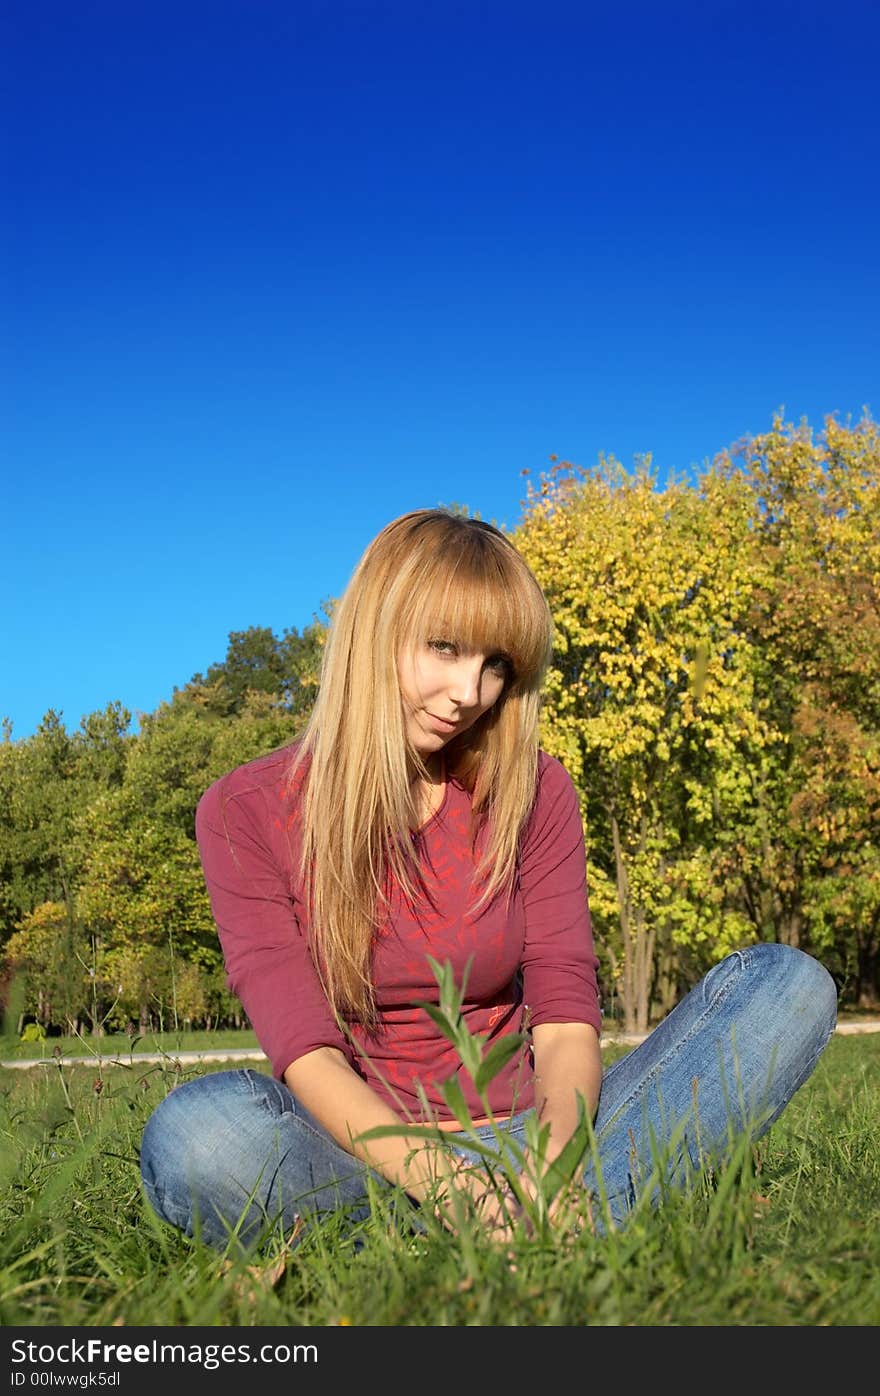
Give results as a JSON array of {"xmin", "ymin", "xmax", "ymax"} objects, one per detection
[
  {"xmin": 1, "ymin": 1032, "xmax": 878, "ymax": 1327},
  {"xmin": 2, "ymin": 1027, "xmax": 262, "ymax": 1062}
]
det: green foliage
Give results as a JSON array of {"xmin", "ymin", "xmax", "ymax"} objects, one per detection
[
  {"xmin": 0, "ymin": 703, "xmax": 132, "ymax": 943},
  {"xmin": 180, "ymin": 616, "xmax": 329, "ymax": 720},
  {"xmin": 0, "ymin": 665, "xmax": 309, "ymax": 1031},
  {"xmin": 4, "ymin": 902, "xmax": 92, "ymax": 1032},
  {"xmin": 357, "ymin": 958, "xmax": 595, "ymax": 1244}
]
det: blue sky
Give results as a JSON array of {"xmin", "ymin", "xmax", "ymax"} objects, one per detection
[{"xmin": 3, "ymin": 0, "xmax": 878, "ymax": 740}]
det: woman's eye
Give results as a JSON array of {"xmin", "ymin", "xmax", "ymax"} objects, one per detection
[
  {"xmin": 426, "ymin": 640, "xmax": 510, "ymax": 676},
  {"xmin": 486, "ymin": 654, "xmax": 511, "ymax": 676}
]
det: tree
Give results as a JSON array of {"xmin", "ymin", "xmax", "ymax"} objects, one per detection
[
  {"xmin": 0, "ymin": 704, "xmax": 132, "ymax": 946},
  {"xmin": 73, "ymin": 687, "xmax": 305, "ymax": 1029},
  {"xmin": 515, "ymin": 457, "xmax": 764, "ymax": 1030},
  {"xmin": 181, "ymin": 614, "xmax": 329, "ymax": 720},
  {"xmin": 4, "ymin": 901, "xmax": 90, "ymax": 1033},
  {"xmin": 716, "ymin": 412, "xmax": 880, "ymax": 1005}
]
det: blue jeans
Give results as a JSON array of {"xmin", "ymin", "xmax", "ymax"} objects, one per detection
[{"xmin": 139, "ymin": 943, "xmax": 837, "ymax": 1250}]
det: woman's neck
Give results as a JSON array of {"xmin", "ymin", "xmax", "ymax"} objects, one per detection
[
  {"xmin": 420, "ymin": 752, "xmax": 445, "ymax": 784},
  {"xmin": 409, "ymin": 751, "xmax": 446, "ymax": 827}
]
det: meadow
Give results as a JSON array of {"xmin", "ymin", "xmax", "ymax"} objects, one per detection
[{"xmin": 1, "ymin": 1030, "xmax": 878, "ymax": 1328}]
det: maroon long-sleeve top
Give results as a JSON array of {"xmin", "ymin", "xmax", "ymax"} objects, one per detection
[{"xmin": 195, "ymin": 743, "xmax": 601, "ymax": 1123}]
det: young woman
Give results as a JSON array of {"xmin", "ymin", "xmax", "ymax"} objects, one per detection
[{"xmin": 140, "ymin": 509, "xmax": 838, "ymax": 1251}]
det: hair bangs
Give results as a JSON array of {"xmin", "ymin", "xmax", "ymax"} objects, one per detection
[{"xmin": 399, "ymin": 535, "xmax": 552, "ymax": 688}]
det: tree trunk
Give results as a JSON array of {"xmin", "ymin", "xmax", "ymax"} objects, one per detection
[
  {"xmin": 611, "ymin": 813, "xmax": 636, "ymax": 1032},
  {"xmin": 653, "ymin": 942, "xmax": 679, "ymax": 1020},
  {"xmin": 611, "ymin": 811, "xmax": 656, "ymax": 1033},
  {"xmin": 634, "ymin": 901, "xmax": 654, "ymax": 1033},
  {"xmin": 856, "ymin": 921, "xmax": 880, "ymax": 1009},
  {"xmin": 778, "ymin": 906, "xmax": 802, "ymax": 948}
]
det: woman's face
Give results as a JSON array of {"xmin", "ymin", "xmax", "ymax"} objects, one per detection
[{"xmin": 397, "ymin": 637, "xmax": 510, "ymax": 758}]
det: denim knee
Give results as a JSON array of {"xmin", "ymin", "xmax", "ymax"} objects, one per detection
[
  {"xmin": 740, "ymin": 941, "xmax": 837, "ymax": 1041},
  {"xmin": 139, "ymin": 1070, "xmax": 296, "ymax": 1244},
  {"xmin": 717, "ymin": 942, "xmax": 838, "ymax": 1111},
  {"xmin": 140, "ymin": 1069, "xmax": 378, "ymax": 1251}
]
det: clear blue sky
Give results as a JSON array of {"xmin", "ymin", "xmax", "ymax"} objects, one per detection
[{"xmin": 3, "ymin": 0, "xmax": 877, "ymax": 740}]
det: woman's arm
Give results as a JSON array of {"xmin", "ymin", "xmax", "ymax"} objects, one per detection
[
  {"xmin": 531, "ymin": 1020, "xmax": 602, "ymax": 1161},
  {"xmin": 284, "ymin": 1046, "xmax": 455, "ymax": 1201},
  {"xmin": 517, "ymin": 755, "xmax": 603, "ymax": 1198},
  {"xmin": 196, "ymin": 769, "xmax": 357, "ymax": 1078},
  {"xmin": 283, "ymin": 1047, "xmax": 511, "ymax": 1233},
  {"xmin": 515, "ymin": 1021, "xmax": 601, "ymax": 1226}
]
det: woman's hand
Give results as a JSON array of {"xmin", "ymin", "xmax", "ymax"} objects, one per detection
[
  {"xmin": 515, "ymin": 1153, "xmax": 588, "ymax": 1236},
  {"xmin": 431, "ymin": 1154, "xmax": 524, "ymax": 1242},
  {"xmin": 435, "ymin": 1152, "xmax": 587, "ymax": 1242}
]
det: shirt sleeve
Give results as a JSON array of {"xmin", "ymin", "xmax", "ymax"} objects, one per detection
[
  {"xmin": 195, "ymin": 774, "xmax": 355, "ymax": 1080},
  {"xmin": 518, "ymin": 753, "xmax": 602, "ymax": 1035}
]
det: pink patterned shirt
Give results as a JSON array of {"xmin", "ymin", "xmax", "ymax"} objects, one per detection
[{"xmin": 195, "ymin": 743, "xmax": 601, "ymax": 1122}]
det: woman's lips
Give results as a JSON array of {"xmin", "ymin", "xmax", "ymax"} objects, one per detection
[{"xmin": 426, "ymin": 712, "xmax": 458, "ymax": 731}]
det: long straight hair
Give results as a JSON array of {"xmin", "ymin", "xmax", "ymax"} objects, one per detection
[{"xmin": 288, "ymin": 509, "xmax": 554, "ymax": 1028}]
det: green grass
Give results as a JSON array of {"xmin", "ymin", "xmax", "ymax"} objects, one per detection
[{"xmin": 1, "ymin": 1035, "xmax": 878, "ymax": 1327}]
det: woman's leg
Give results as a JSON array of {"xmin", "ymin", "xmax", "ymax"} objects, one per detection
[
  {"xmin": 585, "ymin": 943, "xmax": 838, "ymax": 1225},
  {"xmin": 139, "ymin": 1069, "xmax": 390, "ymax": 1251}
]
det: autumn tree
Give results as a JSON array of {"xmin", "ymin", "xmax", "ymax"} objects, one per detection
[
  {"xmin": 716, "ymin": 412, "xmax": 880, "ymax": 1005},
  {"xmin": 514, "ymin": 458, "xmax": 765, "ymax": 1030}
]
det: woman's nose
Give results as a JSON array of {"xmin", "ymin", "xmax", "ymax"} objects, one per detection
[{"xmin": 447, "ymin": 661, "xmax": 483, "ymax": 707}]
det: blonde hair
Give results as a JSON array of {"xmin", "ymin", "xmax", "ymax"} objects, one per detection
[{"xmin": 288, "ymin": 509, "xmax": 554, "ymax": 1028}]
